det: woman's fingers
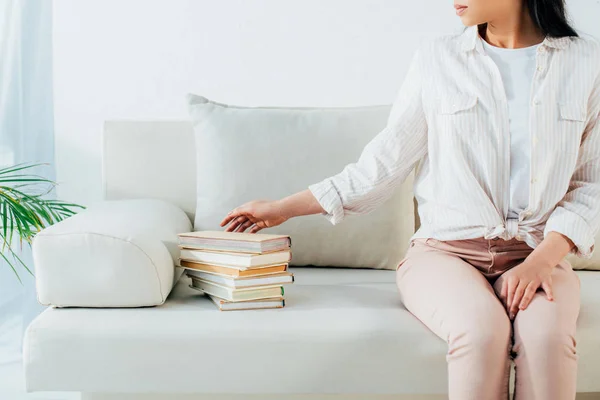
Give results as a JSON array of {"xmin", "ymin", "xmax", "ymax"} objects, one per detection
[
  {"xmin": 224, "ymin": 215, "xmax": 248, "ymax": 232},
  {"xmin": 510, "ymin": 280, "xmax": 527, "ymax": 319},
  {"xmin": 541, "ymin": 279, "xmax": 554, "ymax": 301},
  {"xmin": 516, "ymin": 279, "xmax": 553, "ymax": 312},
  {"xmin": 220, "ymin": 209, "xmax": 241, "ymax": 227},
  {"xmin": 248, "ymin": 221, "xmax": 264, "ymax": 233},
  {"xmin": 506, "ymin": 276, "xmax": 517, "ymax": 315},
  {"xmin": 234, "ymin": 219, "xmax": 255, "ymax": 233},
  {"xmin": 518, "ymin": 281, "xmax": 538, "ymax": 311}
]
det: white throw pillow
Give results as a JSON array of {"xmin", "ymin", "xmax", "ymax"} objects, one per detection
[
  {"xmin": 187, "ymin": 93, "xmax": 415, "ymax": 270},
  {"xmin": 32, "ymin": 199, "xmax": 192, "ymax": 307}
]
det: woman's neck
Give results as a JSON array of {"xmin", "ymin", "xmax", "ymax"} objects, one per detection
[{"xmin": 479, "ymin": 12, "xmax": 545, "ymax": 49}]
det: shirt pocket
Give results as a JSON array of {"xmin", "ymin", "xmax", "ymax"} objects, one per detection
[
  {"xmin": 556, "ymin": 101, "xmax": 587, "ymax": 154},
  {"xmin": 436, "ymin": 93, "xmax": 481, "ymax": 144}
]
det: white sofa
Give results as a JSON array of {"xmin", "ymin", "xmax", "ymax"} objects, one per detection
[{"xmin": 23, "ymin": 120, "xmax": 600, "ymax": 400}]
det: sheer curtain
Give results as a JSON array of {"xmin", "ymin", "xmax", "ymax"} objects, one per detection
[{"xmin": 0, "ymin": 0, "xmax": 54, "ymax": 370}]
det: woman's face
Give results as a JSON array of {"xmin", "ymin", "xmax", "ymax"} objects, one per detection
[{"xmin": 454, "ymin": 0, "xmax": 519, "ymax": 26}]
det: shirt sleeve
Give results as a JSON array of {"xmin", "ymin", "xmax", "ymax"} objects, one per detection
[
  {"xmin": 543, "ymin": 66, "xmax": 600, "ymax": 259},
  {"xmin": 308, "ymin": 45, "xmax": 428, "ymax": 225}
]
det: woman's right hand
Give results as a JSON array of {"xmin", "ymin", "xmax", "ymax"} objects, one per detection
[{"xmin": 220, "ymin": 199, "xmax": 289, "ymax": 233}]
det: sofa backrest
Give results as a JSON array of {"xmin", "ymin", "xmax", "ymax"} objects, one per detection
[
  {"xmin": 103, "ymin": 121, "xmax": 198, "ymax": 221},
  {"xmin": 102, "ymin": 120, "xmax": 423, "ymax": 230}
]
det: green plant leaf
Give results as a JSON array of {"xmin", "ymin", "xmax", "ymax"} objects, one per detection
[
  {"xmin": 0, "ymin": 162, "xmax": 84, "ymax": 281},
  {"xmin": 0, "ymin": 162, "xmax": 49, "ymax": 176},
  {"xmin": 1, "ymin": 201, "xmax": 8, "ymax": 252}
]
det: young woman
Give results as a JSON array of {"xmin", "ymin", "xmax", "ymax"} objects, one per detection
[{"xmin": 220, "ymin": 1, "xmax": 600, "ymax": 399}]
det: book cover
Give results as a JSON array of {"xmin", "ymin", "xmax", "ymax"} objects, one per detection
[
  {"xmin": 187, "ymin": 270, "xmax": 294, "ymax": 289},
  {"xmin": 179, "ymin": 259, "xmax": 288, "ymax": 277},
  {"xmin": 189, "ymin": 279, "xmax": 284, "ymax": 302},
  {"xmin": 179, "ymin": 248, "xmax": 292, "ymax": 269},
  {"xmin": 178, "ymin": 230, "xmax": 292, "ymax": 254},
  {"xmin": 207, "ymin": 294, "xmax": 285, "ymax": 311}
]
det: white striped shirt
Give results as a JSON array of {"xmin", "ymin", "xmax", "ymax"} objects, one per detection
[{"xmin": 308, "ymin": 24, "xmax": 600, "ymax": 259}]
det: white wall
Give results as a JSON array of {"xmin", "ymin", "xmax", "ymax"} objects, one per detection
[{"xmin": 53, "ymin": 0, "xmax": 600, "ymax": 206}]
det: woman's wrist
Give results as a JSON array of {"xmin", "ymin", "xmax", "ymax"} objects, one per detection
[
  {"xmin": 522, "ymin": 255, "xmax": 555, "ymax": 273},
  {"xmin": 524, "ymin": 231, "xmax": 575, "ymax": 271},
  {"xmin": 274, "ymin": 198, "xmax": 293, "ymax": 221},
  {"xmin": 276, "ymin": 189, "xmax": 325, "ymax": 220}
]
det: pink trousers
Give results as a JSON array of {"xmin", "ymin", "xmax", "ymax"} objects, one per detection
[{"xmin": 395, "ymin": 236, "xmax": 581, "ymax": 400}]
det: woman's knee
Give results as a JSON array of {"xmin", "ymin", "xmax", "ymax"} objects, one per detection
[
  {"xmin": 512, "ymin": 289, "xmax": 580, "ymax": 359},
  {"xmin": 447, "ymin": 307, "xmax": 512, "ymax": 358},
  {"xmin": 513, "ymin": 324, "xmax": 577, "ymax": 359}
]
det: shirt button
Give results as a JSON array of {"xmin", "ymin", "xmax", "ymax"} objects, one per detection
[
  {"xmin": 533, "ymin": 99, "xmax": 541, "ymax": 105},
  {"xmin": 516, "ymin": 235, "xmax": 522, "ymax": 240},
  {"xmin": 531, "ymin": 177, "xmax": 537, "ymax": 184},
  {"xmin": 532, "ymin": 135, "xmax": 538, "ymax": 145},
  {"xmin": 536, "ymin": 65, "xmax": 544, "ymax": 72}
]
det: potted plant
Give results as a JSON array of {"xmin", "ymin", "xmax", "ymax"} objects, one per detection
[{"xmin": 0, "ymin": 162, "xmax": 84, "ymax": 283}]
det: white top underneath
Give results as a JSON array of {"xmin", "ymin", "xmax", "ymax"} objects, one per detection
[{"xmin": 481, "ymin": 38, "xmax": 540, "ymax": 220}]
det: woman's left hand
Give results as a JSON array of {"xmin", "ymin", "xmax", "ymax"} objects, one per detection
[{"xmin": 499, "ymin": 260, "xmax": 554, "ymax": 320}]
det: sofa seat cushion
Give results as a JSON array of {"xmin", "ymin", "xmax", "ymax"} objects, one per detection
[{"xmin": 23, "ymin": 268, "xmax": 600, "ymax": 394}]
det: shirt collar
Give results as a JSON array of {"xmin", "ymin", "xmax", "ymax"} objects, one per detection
[{"xmin": 459, "ymin": 24, "xmax": 572, "ymax": 55}]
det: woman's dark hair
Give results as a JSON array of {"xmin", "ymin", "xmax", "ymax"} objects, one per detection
[{"xmin": 465, "ymin": 0, "xmax": 579, "ymax": 38}]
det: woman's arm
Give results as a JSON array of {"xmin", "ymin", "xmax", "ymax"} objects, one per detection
[
  {"xmin": 307, "ymin": 45, "xmax": 429, "ymax": 226},
  {"xmin": 540, "ymin": 65, "xmax": 600, "ymax": 260},
  {"xmin": 223, "ymin": 44, "xmax": 429, "ymax": 232},
  {"xmin": 221, "ymin": 190, "xmax": 325, "ymax": 233},
  {"xmin": 523, "ymin": 231, "xmax": 576, "ymax": 272},
  {"xmin": 277, "ymin": 189, "xmax": 328, "ymax": 219}
]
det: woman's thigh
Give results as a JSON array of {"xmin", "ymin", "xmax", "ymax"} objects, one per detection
[
  {"xmin": 492, "ymin": 258, "xmax": 581, "ymax": 342},
  {"xmin": 396, "ymin": 238, "xmax": 510, "ymax": 342}
]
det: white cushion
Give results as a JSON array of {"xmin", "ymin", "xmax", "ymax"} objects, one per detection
[
  {"xmin": 567, "ymin": 230, "xmax": 600, "ymax": 270},
  {"xmin": 23, "ymin": 268, "xmax": 600, "ymax": 394},
  {"xmin": 187, "ymin": 93, "xmax": 416, "ymax": 270},
  {"xmin": 32, "ymin": 199, "xmax": 192, "ymax": 307}
]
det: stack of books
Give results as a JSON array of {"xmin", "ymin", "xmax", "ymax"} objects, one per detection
[{"xmin": 177, "ymin": 230, "xmax": 294, "ymax": 311}]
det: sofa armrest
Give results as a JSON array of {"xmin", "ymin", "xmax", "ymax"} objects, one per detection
[{"xmin": 32, "ymin": 199, "xmax": 192, "ymax": 307}]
